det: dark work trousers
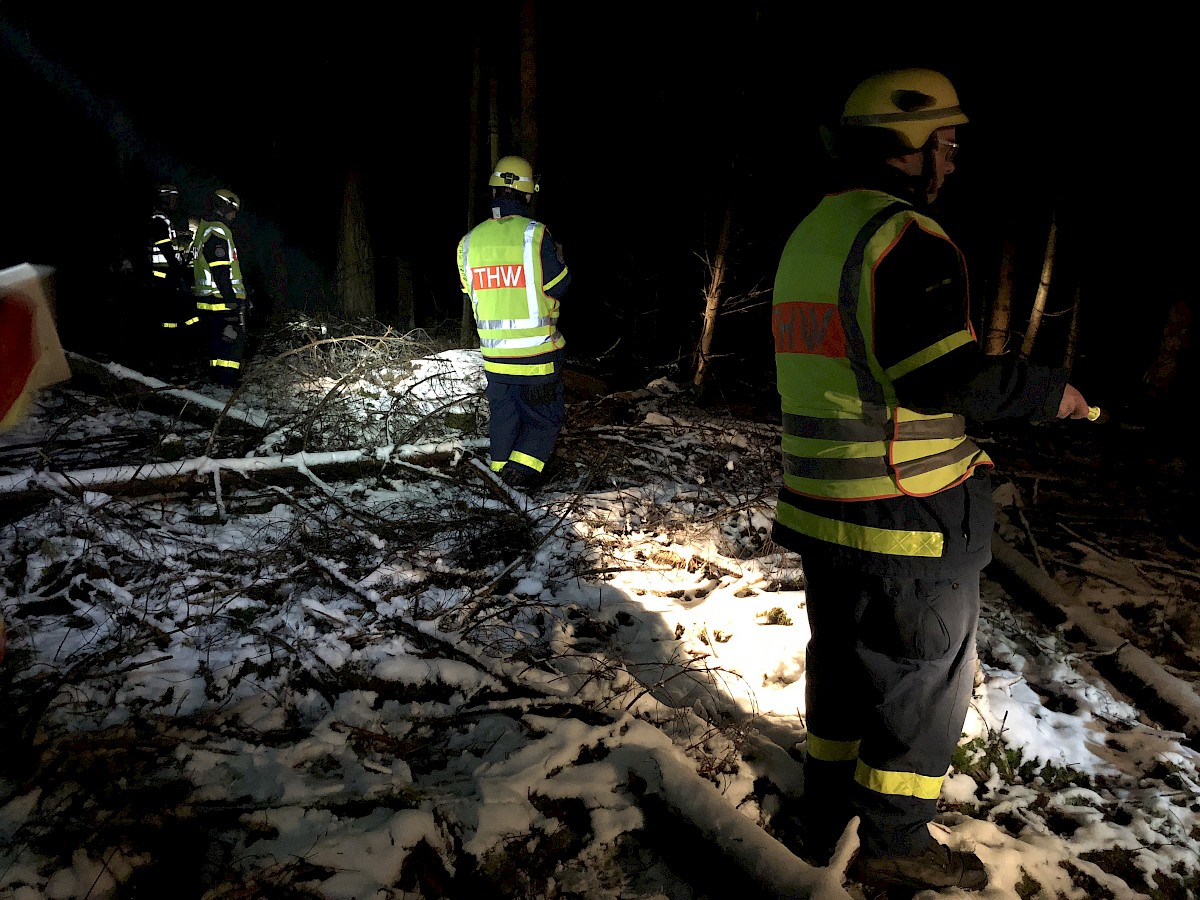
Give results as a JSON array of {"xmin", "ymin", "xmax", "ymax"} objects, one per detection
[
  {"xmin": 144, "ymin": 281, "xmax": 198, "ymax": 374},
  {"xmin": 800, "ymin": 553, "xmax": 981, "ymax": 859},
  {"xmin": 484, "ymin": 368, "xmax": 564, "ymax": 476},
  {"xmin": 199, "ymin": 308, "xmax": 246, "ymax": 387}
]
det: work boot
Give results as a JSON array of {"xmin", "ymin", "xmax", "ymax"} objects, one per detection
[
  {"xmin": 500, "ymin": 464, "xmax": 540, "ymax": 491},
  {"xmin": 848, "ymin": 841, "xmax": 988, "ymax": 892}
]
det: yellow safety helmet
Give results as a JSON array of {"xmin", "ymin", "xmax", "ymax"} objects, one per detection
[
  {"xmin": 488, "ymin": 156, "xmax": 539, "ymax": 194},
  {"xmin": 840, "ymin": 68, "xmax": 968, "ymax": 150},
  {"xmin": 215, "ymin": 188, "xmax": 241, "ymax": 211}
]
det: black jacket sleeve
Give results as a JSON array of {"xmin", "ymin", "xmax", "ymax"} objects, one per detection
[
  {"xmin": 540, "ymin": 228, "xmax": 570, "ymax": 299},
  {"xmin": 873, "ymin": 223, "xmax": 1066, "ymax": 425}
]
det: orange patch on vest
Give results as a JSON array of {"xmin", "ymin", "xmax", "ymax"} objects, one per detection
[
  {"xmin": 471, "ymin": 265, "xmax": 526, "ymax": 290},
  {"xmin": 772, "ymin": 302, "xmax": 848, "ymax": 357}
]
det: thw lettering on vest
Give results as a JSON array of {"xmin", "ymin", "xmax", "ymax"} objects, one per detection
[
  {"xmin": 472, "ymin": 265, "xmax": 526, "ymax": 290},
  {"xmin": 772, "ymin": 301, "xmax": 848, "ymax": 357}
]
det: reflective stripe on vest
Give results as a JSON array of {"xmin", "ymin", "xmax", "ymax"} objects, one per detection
[
  {"xmin": 773, "ymin": 493, "xmax": 945, "ymax": 557},
  {"xmin": 151, "ymin": 212, "xmax": 177, "ymax": 273},
  {"xmin": 773, "ymin": 190, "xmax": 991, "ymax": 506},
  {"xmin": 460, "ymin": 217, "xmax": 564, "ymax": 361},
  {"xmin": 483, "ymin": 358, "xmax": 557, "ymax": 376}
]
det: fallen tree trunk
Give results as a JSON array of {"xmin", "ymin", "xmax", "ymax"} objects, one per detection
[
  {"xmin": 988, "ymin": 534, "xmax": 1200, "ymax": 743},
  {"xmin": 0, "ymin": 440, "xmax": 488, "ymax": 500},
  {"xmin": 618, "ymin": 716, "xmax": 853, "ymax": 900},
  {"xmin": 64, "ymin": 352, "xmax": 272, "ymax": 430}
]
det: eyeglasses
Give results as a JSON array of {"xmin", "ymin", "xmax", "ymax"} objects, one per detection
[{"xmin": 935, "ymin": 138, "xmax": 959, "ymax": 162}]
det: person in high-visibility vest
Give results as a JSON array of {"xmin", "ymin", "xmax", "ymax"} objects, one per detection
[
  {"xmin": 192, "ymin": 188, "xmax": 247, "ymax": 386},
  {"xmin": 144, "ymin": 184, "xmax": 198, "ymax": 373},
  {"xmin": 771, "ymin": 68, "xmax": 1092, "ymax": 892},
  {"xmin": 457, "ymin": 156, "xmax": 571, "ymax": 490}
]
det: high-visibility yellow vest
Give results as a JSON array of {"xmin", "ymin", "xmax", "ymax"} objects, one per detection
[
  {"xmin": 192, "ymin": 219, "xmax": 245, "ymax": 306},
  {"xmin": 772, "ymin": 189, "xmax": 992, "ymax": 504},
  {"xmin": 458, "ymin": 216, "xmax": 566, "ymax": 375}
]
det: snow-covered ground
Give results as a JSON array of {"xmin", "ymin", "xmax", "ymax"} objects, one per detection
[{"xmin": 2, "ymin": 324, "xmax": 1199, "ymax": 900}]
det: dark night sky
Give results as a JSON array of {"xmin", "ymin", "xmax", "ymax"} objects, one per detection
[{"xmin": 1, "ymin": 5, "xmax": 1183, "ymax": 396}]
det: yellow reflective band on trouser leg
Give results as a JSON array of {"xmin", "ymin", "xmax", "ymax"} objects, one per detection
[
  {"xmin": 210, "ymin": 359, "xmax": 242, "ymax": 370},
  {"xmin": 854, "ymin": 759, "xmax": 944, "ymax": 800},
  {"xmin": 490, "ymin": 460, "xmax": 506, "ymax": 473},
  {"xmin": 508, "ymin": 451, "xmax": 545, "ymax": 472},
  {"xmin": 806, "ymin": 733, "xmax": 861, "ymax": 762}
]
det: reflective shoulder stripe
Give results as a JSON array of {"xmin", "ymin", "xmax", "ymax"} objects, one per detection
[
  {"xmin": 806, "ymin": 733, "xmax": 861, "ymax": 763},
  {"xmin": 855, "ymin": 759, "xmax": 944, "ymax": 800},
  {"xmin": 774, "ymin": 499, "xmax": 944, "ymax": 557},
  {"xmin": 885, "ymin": 329, "xmax": 976, "ymax": 381},
  {"xmin": 522, "ymin": 220, "xmax": 540, "ymax": 319}
]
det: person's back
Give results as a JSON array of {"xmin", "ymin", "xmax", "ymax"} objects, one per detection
[
  {"xmin": 192, "ymin": 188, "xmax": 247, "ymax": 386},
  {"xmin": 143, "ymin": 183, "xmax": 200, "ymax": 372},
  {"xmin": 457, "ymin": 156, "xmax": 570, "ymax": 489}
]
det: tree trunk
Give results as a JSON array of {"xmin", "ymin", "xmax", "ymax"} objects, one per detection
[
  {"xmin": 462, "ymin": 34, "xmax": 484, "ymax": 348},
  {"xmin": 1144, "ymin": 299, "xmax": 1194, "ymax": 396},
  {"xmin": 466, "ymin": 34, "xmax": 482, "ymax": 234},
  {"xmin": 1020, "ymin": 212, "xmax": 1057, "ymax": 360},
  {"xmin": 518, "ymin": 0, "xmax": 538, "ymax": 159},
  {"xmin": 1063, "ymin": 284, "xmax": 1083, "ymax": 372},
  {"xmin": 335, "ymin": 171, "xmax": 375, "ymax": 319},
  {"xmin": 488, "ymin": 60, "xmax": 500, "ymax": 176},
  {"xmin": 397, "ymin": 258, "xmax": 415, "ymax": 332},
  {"xmin": 692, "ymin": 194, "xmax": 734, "ymax": 390},
  {"xmin": 985, "ymin": 237, "xmax": 1016, "ymax": 355}
]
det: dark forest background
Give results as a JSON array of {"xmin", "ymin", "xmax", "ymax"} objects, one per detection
[{"xmin": 1, "ymin": 4, "xmax": 1191, "ymax": 420}]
